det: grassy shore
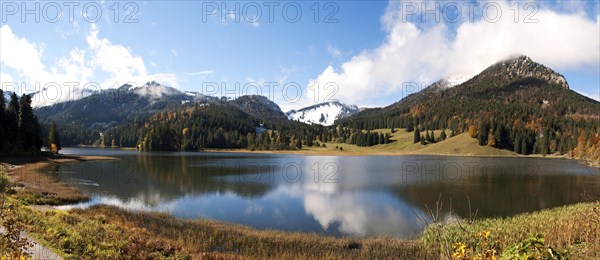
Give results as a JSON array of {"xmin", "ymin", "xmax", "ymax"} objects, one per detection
[
  {"xmin": 209, "ymin": 131, "xmax": 550, "ymax": 159},
  {"xmin": 207, "ymin": 131, "xmax": 522, "ymax": 157},
  {"xmin": 423, "ymin": 202, "xmax": 600, "ymax": 259},
  {"xmin": 1, "ymin": 153, "xmax": 599, "ymax": 259},
  {"xmin": 1, "ymin": 154, "xmax": 117, "ymax": 205}
]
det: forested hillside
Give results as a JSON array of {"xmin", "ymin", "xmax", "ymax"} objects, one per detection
[
  {"xmin": 338, "ymin": 55, "xmax": 600, "ymax": 161},
  {"xmin": 103, "ymin": 101, "xmax": 397, "ymax": 151}
]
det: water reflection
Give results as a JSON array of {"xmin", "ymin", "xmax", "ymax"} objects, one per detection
[{"xmin": 56, "ymin": 147, "xmax": 600, "ymax": 238}]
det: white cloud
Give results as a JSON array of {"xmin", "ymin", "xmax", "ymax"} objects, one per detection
[
  {"xmin": 308, "ymin": 1, "xmax": 600, "ymax": 106},
  {"xmin": 327, "ymin": 43, "xmax": 341, "ymax": 57},
  {"xmin": 0, "ymin": 25, "xmax": 48, "ymax": 82},
  {"xmin": 0, "ymin": 72, "xmax": 15, "ymax": 82},
  {"xmin": 187, "ymin": 70, "xmax": 215, "ymax": 76},
  {"xmin": 0, "ymin": 24, "xmax": 179, "ymax": 107}
]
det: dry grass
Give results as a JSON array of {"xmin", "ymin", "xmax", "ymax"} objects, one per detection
[
  {"xmin": 11, "ymin": 199, "xmax": 432, "ymax": 259},
  {"xmin": 74, "ymin": 205, "xmax": 431, "ymax": 259},
  {"xmin": 1, "ymin": 155, "xmax": 117, "ymax": 205}
]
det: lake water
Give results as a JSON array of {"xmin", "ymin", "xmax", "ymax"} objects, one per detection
[{"xmin": 50, "ymin": 147, "xmax": 600, "ymax": 238}]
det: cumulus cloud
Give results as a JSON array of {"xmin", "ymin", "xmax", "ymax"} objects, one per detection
[
  {"xmin": 307, "ymin": 0, "xmax": 600, "ymax": 106},
  {"xmin": 0, "ymin": 24, "xmax": 179, "ymax": 107}
]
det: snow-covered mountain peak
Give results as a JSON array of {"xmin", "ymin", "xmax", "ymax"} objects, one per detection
[
  {"xmin": 443, "ymin": 73, "xmax": 470, "ymax": 87},
  {"xmin": 286, "ymin": 101, "xmax": 359, "ymax": 126},
  {"xmin": 128, "ymin": 81, "xmax": 181, "ymax": 99}
]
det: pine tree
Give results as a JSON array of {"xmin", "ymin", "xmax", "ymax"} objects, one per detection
[
  {"xmin": 477, "ymin": 120, "xmax": 488, "ymax": 146},
  {"xmin": 425, "ymin": 131, "xmax": 431, "ymax": 143},
  {"xmin": 307, "ymin": 135, "xmax": 314, "ymax": 147},
  {"xmin": 514, "ymin": 134, "xmax": 522, "ymax": 154},
  {"xmin": 0, "ymin": 89, "xmax": 5, "ymax": 152},
  {"xmin": 48, "ymin": 121, "xmax": 62, "ymax": 154},
  {"xmin": 413, "ymin": 127, "xmax": 421, "ymax": 143},
  {"xmin": 521, "ymin": 139, "xmax": 529, "ymax": 155},
  {"xmin": 494, "ymin": 125, "xmax": 503, "ymax": 147},
  {"xmin": 18, "ymin": 95, "xmax": 43, "ymax": 152},
  {"xmin": 6, "ymin": 93, "xmax": 20, "ymax": 150},
  {"xmin": 439, "ymin": 129, "xmax": 447, "ymax": 141}
]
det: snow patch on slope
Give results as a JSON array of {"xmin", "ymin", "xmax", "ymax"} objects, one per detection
[
  {"xmin": 444, "ymin": 73, "xmax": 470, "ymax": 87},
  {"xmin": 287, "ymin": 101, "xmax": 359, "ymax": 126},
  {"xmin": 129, "ymin": 81, "xmax": 180, "ymax": 99}
]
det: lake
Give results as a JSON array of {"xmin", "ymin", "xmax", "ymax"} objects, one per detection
[{"xmin": 50, "ymin": 147, "xmax": 600, "ymax": 238}]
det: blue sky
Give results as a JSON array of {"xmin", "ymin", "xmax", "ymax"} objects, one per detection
[{"xmin": 1, "ymin": 1, "xmax": 599, "ymax": 110}]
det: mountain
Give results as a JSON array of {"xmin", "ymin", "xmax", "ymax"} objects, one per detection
[
  {"xmin": 230, "ymin": 95, "xmax": 287, "ymax": 120},
  {"xmin": 33, "ymin": 82, "xmax": 199, "ymax": 145},
  {"xmin": 35, "ymin": 82, "xmax": 208, "ymax": 130},
  {"xmin": 338, "ymin": 54, "xmax": 599, "ymax": 160},
  {"xmin": 341, "ymin": 55, "xmax": 596, "ymax": 126},
  {"xmin": 287, "ymin": 101, "xmax": 359, "ymax": 126},
  {"xmin": 33, "ymin": 82, "xmax": 289, "ymax": 145},
  {"xmin": 125, "ymin": 81, "xmax": 183, "ymax": 99}
]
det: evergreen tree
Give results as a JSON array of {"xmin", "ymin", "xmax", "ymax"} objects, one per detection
[
  {"xmin": 439, "ymin": 129, "xmax": 447, "ymax": 141},
  {"xmin": 0, "ymin": 90, "xmax": 5, "ymax": 152},
  {"xmin": 295, "ymin": 138, "xmax": 302, "ymax": 149},
  {"xmin": 413, "ymin": 127, "xmax": 421, "ymax": 143},
  {"xmin": 521, "ymin": 139, "xmax": 529, "ymax": 155},
  {"xmin": 514, "ymin": 135, "xmax": 522, "ymax": 154},
  {"xmin": 18, "ymin": 95, "xmax": 43, "ymax": 152},
  {"xmin": 48, "ymin": 121, "xmax": 62, "ymax": 154},
  {"xmin": 477, "ymin": 120, "xmax": 488, "ymax": 146},
  {"xmin": 494, "ymin": 125, "xmax": 504, "ymax": 147},
  {"xmin": 6, "ymin": 93, "xmax": 20, "ymax": 150}
]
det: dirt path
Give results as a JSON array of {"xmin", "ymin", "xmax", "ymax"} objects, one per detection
[{"xmin": 0, "ymin": 226, "xmax": 62, "ymax": 260}]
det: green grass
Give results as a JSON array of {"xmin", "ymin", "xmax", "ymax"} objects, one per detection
[
  {"xmin": 295, "ymin": 129, "xmax": 519, "ymax": 157},
  {"xmin": 416, "ymin": 133, "xmax": 519, "ymax": 156},
  {"xmin": 422, "ymin": 202, "xmax": 600, "ymax": 259}
]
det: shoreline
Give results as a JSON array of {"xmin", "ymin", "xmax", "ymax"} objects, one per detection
[
  {"xmin": 2, "ymin": 154, "xmax": 118, "ymax": 205},
  {"xmin": 1, "ymin": 153, "xmax": 599, "ymax": 258},
  {"xmin": 67, "ymin": 144, "xmax": 598, "ymax": 168}
]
